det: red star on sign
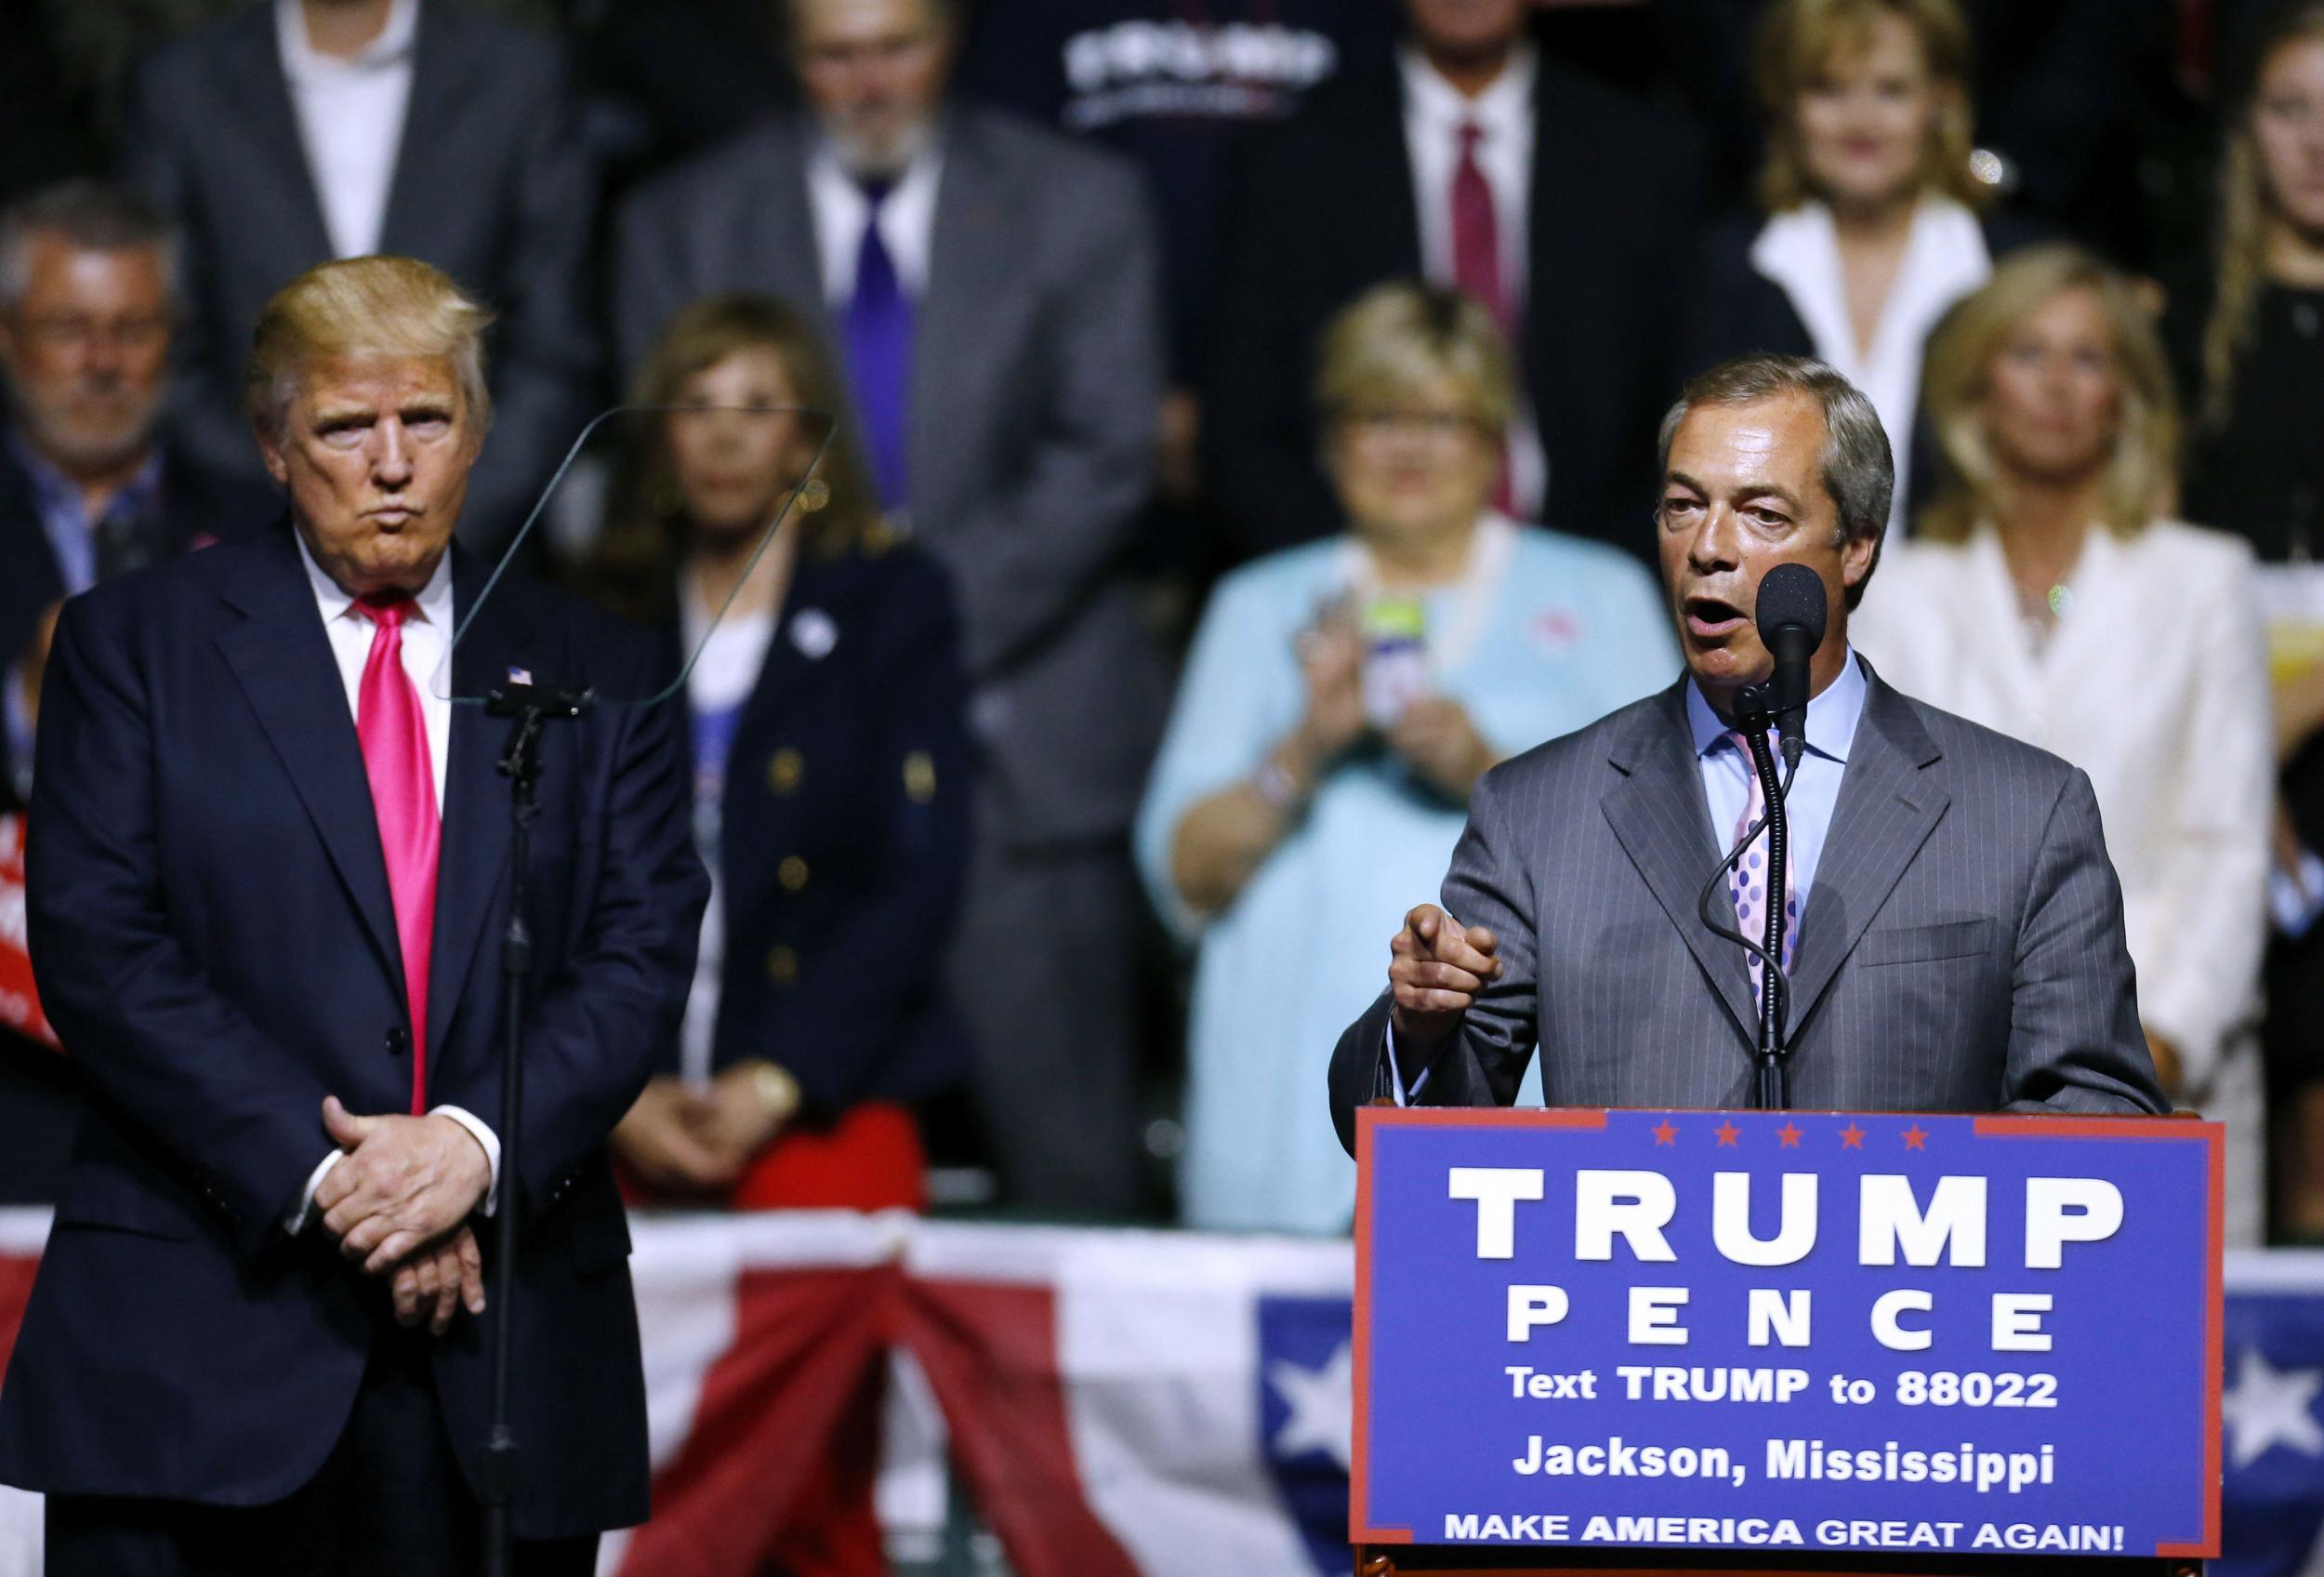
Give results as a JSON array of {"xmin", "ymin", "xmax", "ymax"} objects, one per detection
[
  {"xmin": 1713, "ymin": 1121, "xmax": 1741, "ymax": 1146},
  {"xmin": 1651, "ymin": 1120, "xmax": 1678, "ymax": 1146},
  {"xmin": 1839, "ymin": 1123, "xmax": 1866, "ymax": 1149},
  {"xmin": 1902, "ymin": 1125, "xmax": 1929, "ymax": 1151},
  {"xmin": 1776, "ymin": 1122, "xmax": 1802, "ymax": 1147}
]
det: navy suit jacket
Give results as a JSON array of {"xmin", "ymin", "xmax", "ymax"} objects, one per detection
[
  {"xmin": 670, "ymin": 537, "xmax": 973, "ymax": 1115},
  {"xmin": 0, "ymin": 529, "xmax": 706, "ymax": 1537}
]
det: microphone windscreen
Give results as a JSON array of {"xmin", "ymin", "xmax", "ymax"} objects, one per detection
[{"xmin": 1755, "ymin": 562, "xmax": 1828, "ymax": 653}]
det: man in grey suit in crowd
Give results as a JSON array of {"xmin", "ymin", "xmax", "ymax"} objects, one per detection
[
  {"xmin": 614, "ymin": 0, "xmax": 1167, "ymax": 1211},
  {"xmin": 122, "ymin": 0, "xmax": 600, "ymax": 552},
  {"xmin": 1330, "ymin": 354, "xmax": 2166, "ymax": 1150}
]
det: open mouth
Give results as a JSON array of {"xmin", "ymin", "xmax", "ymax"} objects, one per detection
[{"xmin": 1684, "ymin": 595, "xmax": 1747, "ymax": 640}]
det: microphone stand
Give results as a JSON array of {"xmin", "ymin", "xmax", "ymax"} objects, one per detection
[
  {"xmin": 478, "ymin": 682, "xmax": 594, "ymax": 1577},
  {"xmin": 1734, "ymin": 688, "xmax": 1793, "ymax": 1111}
]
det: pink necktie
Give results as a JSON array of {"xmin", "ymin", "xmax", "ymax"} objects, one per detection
[
  {"xmin": 354, "ymin": 598, "xmax": 438, "ymax": 1115},
  {"xmin": 1451, "ymin": 123, "xmax": 1516, "ymax": 515},
  {"xmin": 1726, "ymin": 731, "xmax": 1800, "ymax": 1010}
]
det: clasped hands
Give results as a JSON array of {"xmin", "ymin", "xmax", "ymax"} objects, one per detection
[
  {"xmin": 612, "ymin": 1065, "xmax": 794, "ymax": 1197},
  {"xmin": 311, "ymin": 1095, "xmax": 493, "ymax": 1336}
]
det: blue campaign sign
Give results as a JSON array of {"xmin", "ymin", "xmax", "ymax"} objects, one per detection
[{"xmin": 1353, "ymin": 1107, "xmax": 2222, "ymax": 1561}]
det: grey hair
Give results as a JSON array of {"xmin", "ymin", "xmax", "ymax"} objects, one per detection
[
  {"xmin": 0, "ymin": 179, "xmax": 180, "ymax": 316},
  {"xmin": 1657, "ymin": 353, "xmax": 1893, "ymax": 609}
]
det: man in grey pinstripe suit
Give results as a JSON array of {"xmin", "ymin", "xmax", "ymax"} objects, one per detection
[{"xmin": 1329, "ymin": 355, "xmax": 2167, "ymax": 1152}]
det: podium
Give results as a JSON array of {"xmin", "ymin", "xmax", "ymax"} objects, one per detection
[{"xmin": 1350, "ymin": 1107, "xmax": 2221, "ymax": 1577}]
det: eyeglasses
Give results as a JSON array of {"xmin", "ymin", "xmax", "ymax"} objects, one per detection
[
  {"xmin": 17, "ymin": 314, "xmax": 171, "ymax": 355},
  {"xmin": 1340, "ymin": 407, "xmax": 1493, "ymax": 444}
]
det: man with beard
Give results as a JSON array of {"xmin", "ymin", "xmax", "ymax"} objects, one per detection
[{"xmin": 615, "ymin": 0, "xmax": 1167, "ymax": 1215}]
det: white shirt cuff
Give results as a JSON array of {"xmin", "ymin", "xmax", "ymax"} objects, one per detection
[
  {"xmin": 1383, "ymin": 1023, "xmax": 1430, "ymax": 1106},
  {"xmin": 2273, "ymin": 849, "xmax": 2324, "ymax": 939},
  {"xmin": 430, "ymin": 1105, "xmax": 500, "ymax": 1215},
  {"xmin": 286, "ymin": 1149, "xmax": 344, "ymax": 1233},
  {"xmin": 285, "ymin": 1108, "xmax": 499, "ymax": 1237}
]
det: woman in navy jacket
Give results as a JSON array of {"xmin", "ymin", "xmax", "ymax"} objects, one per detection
[{"xmin": 603, "ymin": 294, "xmax": 971, "ymax": 1213}]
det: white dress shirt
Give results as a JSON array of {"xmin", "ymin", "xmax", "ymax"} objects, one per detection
[
  {"xmin": 807, "ymin": 139, "xmax": 946, "ymax": 307},
  {"xmin": 1854, "ymin": 522, "xmax": 2271, "ymax": 1242},
  {"xmin": 675, "ymin": 597, "xmax": 778, "ymax": 1085},
  {"xmin": 288, "ymin": 535, "xmax": 499, "ymax": 1230},
  {"xmin": 1401, "ymin": 44, "xmax": 1534, "ymax": 308},
  {"xmin": 275, "ymin": 0, "xmax": 419, "ymax": 260},
  {"xmin": 1749, "ymin": 198, "xmax": 1991, "ymax": 537},
  {"xmin": 1397, "ymin": 45, "xmax": 1547, "ymax": 520}
]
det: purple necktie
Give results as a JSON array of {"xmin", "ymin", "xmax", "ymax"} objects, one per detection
[
  {"xmin": 844, "ymin": 181, "xmax": 912, "ymax": 513},
  {"xmin": 1726, "ymin": 730, "xmax": 1800, "ymax": 1011}
]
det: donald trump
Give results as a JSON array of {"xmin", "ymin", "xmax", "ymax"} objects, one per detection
[{"xmin": 0, "ymin": 257, "xmax": 706, "ymax": 1574}]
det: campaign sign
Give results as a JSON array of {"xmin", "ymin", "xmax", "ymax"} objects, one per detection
[{"xmin": 1353, "ymin": 1107, "xmax": 2222, "ymax": 1561}]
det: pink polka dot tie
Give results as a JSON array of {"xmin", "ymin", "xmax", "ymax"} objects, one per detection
[
  {"xmin": 1727, "ymin": 730, "xmax": 1799, "ymax": 1010},
  {"xmin": 354, "ymin": 597, "xmax": 438, "ymax": 1115}
]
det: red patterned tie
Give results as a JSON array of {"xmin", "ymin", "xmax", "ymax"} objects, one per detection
[
  {"xmin": 1451, "ymin": 122, "xmax": 1516, "ymax": 514},
  {"xmin": 354, "ymin": 598, "xmax": 438, "ymax": 1114}
]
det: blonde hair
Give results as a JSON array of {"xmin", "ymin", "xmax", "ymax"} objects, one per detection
[
  {"xmin": 2199, "ymin": 3, "xmax": 2324, "ymax": 430},
  {"xmin": 1313, "ymin": 282, "xmax": 1516, "ymax": 436},
  {"xmin": 1919, "ymin": 245, "xmax": 2179, "ymax": 544},
  {"xmin": 590, "ymin": 294, "xmax": 878, "ymax": 618},
  {"xmin": 244, "ymin": 256, "xmax": 494, "ymax": 439},
  {"xmin": 1754, "ymin": 0, "xmax": 1986, "ymax": 215}
]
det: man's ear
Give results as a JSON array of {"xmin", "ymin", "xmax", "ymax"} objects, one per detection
[
  {"xmin": 1842, "ymin": 527, "xmax": 1880, "ymax": 596},
  {"xmin": 254, "ymin": 417, "xmax": 290, "ymax": 487}
]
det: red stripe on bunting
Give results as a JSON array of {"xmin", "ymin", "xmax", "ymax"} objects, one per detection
[{"xmin": 900, "ymin": 1279, "xmax": 1141, "ymax": 1577}]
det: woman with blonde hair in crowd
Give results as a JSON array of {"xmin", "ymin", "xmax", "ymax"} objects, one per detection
[
  {"xmin": 1855, "ymin": 245, "xmax": 2272, "ymax": 1243},
  {"xmin": 1688, "ymin": 0, "xmax": 2041, "ymax": 534},
  {"xmin": 2163, "ymin": 2, "xmax": 2324, "ymax": 1239},
  {"xmin": 1136, "ymin": 282, "xmax": 1675, "ymax": 1234}
]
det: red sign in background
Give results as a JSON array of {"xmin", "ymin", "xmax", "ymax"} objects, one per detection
[{"xmin": 0, "ymin": 814, "xmax": 52, "ymax": 1050}]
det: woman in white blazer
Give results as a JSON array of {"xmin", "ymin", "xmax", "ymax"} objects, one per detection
[{"xmin": 1856, "ymin": 245, "xmax": 2274, "ymax": 1243}]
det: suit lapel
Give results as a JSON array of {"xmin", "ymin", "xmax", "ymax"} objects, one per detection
[
  {"xmin": 378, "ymin": 0, "xmax": 467, "ymax": 256},
  {"xmin": 1365, "ymin": 73, "xmax": 1426, "ymax": 275},
  {"xmin": 1784, "ymin": 673, "xmax": 1949, "ymax": 1032},
  {"xmin": 1601, "ymin": 685, "xmax": 1758, "ymax": 1045},
  {"xmin": 910, "ymin": 113, "xmax": 1010, "ymax": 515},
  {"xmin": 241, "ymin": 7, "xmax": 336, "ymax": 262},
  {"xmin": 426, "ymin": 550, "xmax": 526, "ymax": 1054},
  {"xmin": 216, "ymin": 531, "xmax": 403, "ymax": 986}
]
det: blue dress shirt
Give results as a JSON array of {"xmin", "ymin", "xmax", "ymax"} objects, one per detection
[{"xmin": 1393, "ymin": 650, "xmax": 1870, "ymax": 1104}]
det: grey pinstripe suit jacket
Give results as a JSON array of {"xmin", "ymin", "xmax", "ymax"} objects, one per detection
[{"xmin": 1328, "ymin": 664, "xmax": 2168, "ymax": 1154}]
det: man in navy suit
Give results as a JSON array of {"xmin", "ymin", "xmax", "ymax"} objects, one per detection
[{"xmin": 0, "ymin": 256, "xmax": 706, "ymax": 1574}]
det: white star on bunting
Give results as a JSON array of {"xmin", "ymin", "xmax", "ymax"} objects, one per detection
[
  {"xmin": 2223, "ymin": 1345, "xmax": 2324, "ymax": 1470},
  {"xmin": 1268, "ymin": 1341, "xmax": 1353, "ymax": 1472}
]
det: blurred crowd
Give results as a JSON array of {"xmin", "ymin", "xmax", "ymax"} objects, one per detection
[{"xmin": 6, "ymin": 0, "xmax": 2324, "ymax": 1247}]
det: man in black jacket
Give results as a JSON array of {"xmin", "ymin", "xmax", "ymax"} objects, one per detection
[{"xmin": 1205, "ymin": 0, "xmax": 1701, "ymax": 563}]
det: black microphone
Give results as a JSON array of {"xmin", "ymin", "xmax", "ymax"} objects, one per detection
[{"xmin": 1755, "ymin": 563, "xmax": 1828, "ymax": 772}]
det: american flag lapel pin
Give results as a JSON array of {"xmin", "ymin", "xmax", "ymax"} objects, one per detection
[{"xmin": 508, "ymin": 667, "xmax": 533, "ymax": 684}]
